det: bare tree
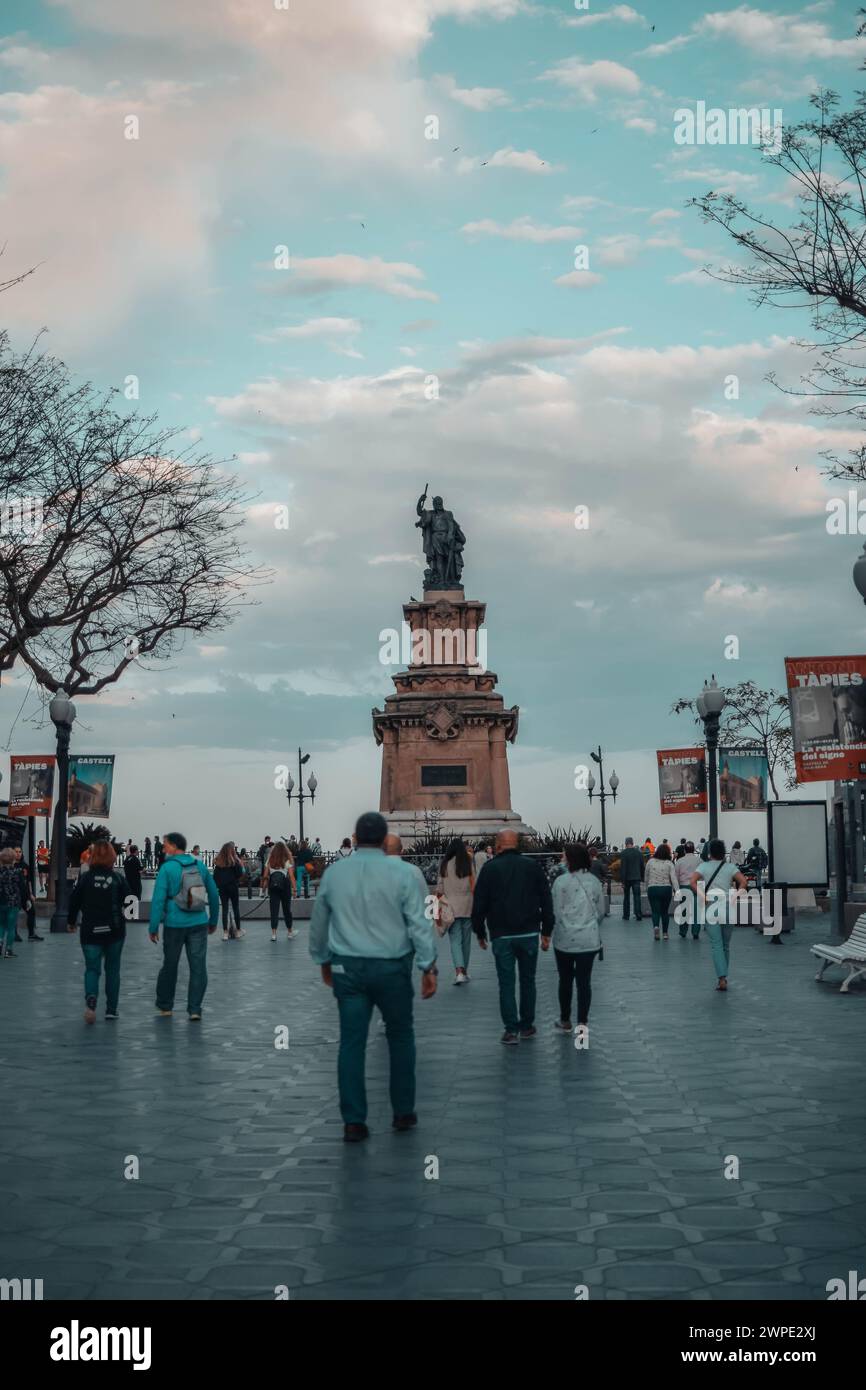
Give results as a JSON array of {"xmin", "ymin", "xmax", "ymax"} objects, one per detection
[
  {"xmin": 0, "ymin": 334, "xmax": 268, "ymax": 694},
  {"xmin": 689, "ymin": 89, "xmax": 866, "ymax": 478},
  {"xmin": 672, "ymin": 680, "xmax": 796, "ymax": 799}
]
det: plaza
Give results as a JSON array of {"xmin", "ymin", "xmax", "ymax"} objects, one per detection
[{"xmin": 2, "ymin": 910, "xmax": 864, "ymax": 1301}]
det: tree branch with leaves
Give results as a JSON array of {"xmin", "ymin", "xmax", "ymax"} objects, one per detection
[
  {"xmin": 689, "ymin": 88, "xmax": 866, "ymax": 479},
  {"xmin": 672, "ymin": 680, "xmax": 796, "ymax": 799},
  {"xmin": 0, "ymin": 333, "xmax": 269, "ymax": 695}
]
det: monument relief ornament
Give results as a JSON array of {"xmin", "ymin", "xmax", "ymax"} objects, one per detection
[
  {"xmin": 424, "ymin": 700, "xmax": 464, "ymax": 741},
  {"xmin": 415, "ymin": 485, "xmax": 466, "ymax": 589}
]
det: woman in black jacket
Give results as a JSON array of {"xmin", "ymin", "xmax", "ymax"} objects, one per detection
[
  {"xmin": 68, "ymin": 840, "xmax": 130, "ymax": 1023},
  {"xmin": 213, "ymin": 842, "xmax": 244, "ymax": 940}
]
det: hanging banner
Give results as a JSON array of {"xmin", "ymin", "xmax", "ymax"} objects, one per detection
[
  {"xmin": 657, "ymin": 748, "xmax": 706, "ymax": 814},
  {"xmin": 718, "ymin": 752, "xmax": 768, "ymax": 811},
  {"xmin": 68, "ymin": 755, "xmax": 115, "ymax": 818},
  {"xmin": 8, "ymin": 755, "xmax": 56, "ymax": 817},
  {"xmin": 0, "ymin": 815, "xmax": 26, "ymax": 850},
  {"xmin": 785, "ymin": 656, "xmax": 866, "ymax": 784}
]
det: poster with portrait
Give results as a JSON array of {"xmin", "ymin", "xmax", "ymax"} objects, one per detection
[
  {"xmin": 718, "ymin": 752, "xmax": 768, "ymax": 811},
  {"xmin": 785, "ymin": 656, "xmax": 866, "ymax": 783},
  {"xmin": 8, "ymin": 755, "xmax": 56, "ymax": 817},
  {"xmin": 657, "ymin": 748, "xmax": 706, "ymax": 814},
  {"xmin": 67, "ymin": 755, "xmax": 115, "ymax": 818}
]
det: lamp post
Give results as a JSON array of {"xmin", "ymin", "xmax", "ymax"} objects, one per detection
[
  {"xmin": 49, "ymin": 688, "xmax": 76, "ymax": 934},
  {"xmin": 284, "ymin": 747, "xmax": 317, "ymax": 841},
  {"xmin": 586, "ymin": 746, "xmax": 619, "ymax": 850},
  {"xmin": 697, "ymin": 676, "xmax": 726, "ymax": 841}
]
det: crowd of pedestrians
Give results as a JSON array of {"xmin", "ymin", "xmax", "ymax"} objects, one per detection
[{"xmin": 3, "ymin": 814, "xmax": 778, "ymax": 1142}]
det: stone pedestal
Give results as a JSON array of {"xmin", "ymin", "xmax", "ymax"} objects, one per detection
[{"xmin": 372, "ymin": 589, "xmax": 532, "ymax": 843}]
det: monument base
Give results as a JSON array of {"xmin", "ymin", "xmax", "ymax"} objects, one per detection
[{"xmin": 385, "ymin": 809, "xmax": 537, "ymax": 845}]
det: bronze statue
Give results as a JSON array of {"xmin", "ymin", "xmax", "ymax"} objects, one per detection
[{"xmin": 415, "ymin": 485, "xmax": 465, "ymax": 589}]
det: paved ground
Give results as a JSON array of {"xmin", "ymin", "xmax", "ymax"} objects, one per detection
[{"xmin": 2, "ymin": 911, "xmax": 865, "ymax": 1301}]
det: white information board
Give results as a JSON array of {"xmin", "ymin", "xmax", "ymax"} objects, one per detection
[{"xmin": 767, "ymin": 800, "xmax": 829, "ymax": 887}]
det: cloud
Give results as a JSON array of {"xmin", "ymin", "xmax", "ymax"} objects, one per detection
[
  {"xmin": 461, "ymin": 216, "xmax": 581, "ymax": 243},
  {"xmin": 704, "ymin": 578, "xmax": 772, "ymax": 609},
  {"xmin": 561, "ymin": 195, "xmax": 616, "ymax": 213},
  {"xmin": 554, "ymin": 270, "xmax": 604, "ymax": 289},
  {"xmin": 209, "ymin": 366, "xmax": 429, "ymax": 426},
  {"xmin": 457, "ymin": 328, "xmax": 629, "ymax": 370},
  {"xmin": 457, "ymin": 146, "xmax": 560, "ymax": 174},
  {"xmin": 649, "ymin": 208, "xmax": 682, "ymax": 223},
  {"xmin": 624, "ymin": 116, "xmax": 656, "ymax": 134},
  {"xmin": 264, "ymin": 317, "xmax": 362, "ymax": 340},
  {"xmin": 367, "ymin": 553, "xmax": 421, "ymax": 566},
  {"xmin": 663, "ymin": 160, "xmax": 760, "ymax": 192},
  {"xmin": 668, "ymin": 268, "xmax": 725, "ymax": 288},
  {"xmin": 0, "ymin": 44, "xmax": 52, "ymax": 75},
  {"xmin": 638, "ymin": 35, "xmax": 695, "ymax": 58},
  {"xmin": 563, "ymin": 4, "xmax": 645, "ymax": 26},
  {"xmin": 698, "ymin": 5, "xmax": 866, "ymax": 61},
  {"xmin": 272, "ymin": 255, "xmax": 437, "ymax": 301},
  {"xmin": 540, "ymin": 57, "xmax": 641, "ymax": 101},
  {"xmin": 435, "ymin": 73, "xmax": 509, "ymax": 110}
]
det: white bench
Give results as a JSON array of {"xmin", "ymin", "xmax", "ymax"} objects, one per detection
[{"xmin": 812, "ymin": 913, "xmax": 866, "ymax": 993}]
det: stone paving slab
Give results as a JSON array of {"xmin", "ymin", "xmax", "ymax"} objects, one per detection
[{"xmin": 1, "ymin": 913, "xmax": 865, "ymax": 1300}]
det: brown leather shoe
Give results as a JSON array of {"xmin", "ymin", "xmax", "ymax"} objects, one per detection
[
  {"xmin": 392, "ymin": 1113, "xmax": 417, "ymax": 1132},
  {"xmin": 343, "ymin": 1123, "xmax": 370, "ymax": 1143}
]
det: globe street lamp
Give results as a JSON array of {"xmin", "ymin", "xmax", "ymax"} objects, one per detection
[
  {"xmin": 586, "ymin": 746, "xmax": 618, "ymax": 851},
  {"xmin": 697, "ymin": 676, "xmax": 726, "ymax": 840},
  {"xmin": 284, "ymin": 747, "xmax": 317, "ymax": 841},
  {"xmin": 49, "ymin": 688, "xmax": 76, "ymax": 934}
]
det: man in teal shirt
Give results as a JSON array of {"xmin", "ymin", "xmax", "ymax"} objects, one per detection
[
  {"xmin": 149, "ymin": 832, "xmax": 220, "ymax": 1020},
  {"xmin": 310, "ymin": 811, "xmax": 438, "ymax": 1143}
]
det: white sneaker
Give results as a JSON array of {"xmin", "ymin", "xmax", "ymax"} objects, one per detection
[
  {"xmin": 453, "ymin": 971, "xmax": 465, "ymax": 986},
  {"xmin": 286, "ymin": 929, "xmax": 297, "ymax": 940}
]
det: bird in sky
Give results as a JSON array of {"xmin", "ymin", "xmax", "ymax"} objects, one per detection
[
  {"xmin": 481, "ymin": 160, "xmax": 488, "ymax": 166},
  {"xmin": 452, "ymin": 147, "xmax": 459, "ymax": 152}
]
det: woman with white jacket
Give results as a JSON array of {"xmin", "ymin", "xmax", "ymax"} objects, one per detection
[
  {"xmin": 543, "ymin": 843, "xmax": 605, "ymax": 1035},
  {"xmin": 645, "ymin": 843, "xmax": 680, "ymax": 941}
]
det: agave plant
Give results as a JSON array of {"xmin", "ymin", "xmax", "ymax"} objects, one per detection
[{"xmin": 521, "ymin": 823, "xmax": 600, "ymax": 853}]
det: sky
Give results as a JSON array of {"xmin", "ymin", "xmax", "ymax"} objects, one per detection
[{"xmin": 0, "ymin": 0, "xmax": 864, "ymax": 850}]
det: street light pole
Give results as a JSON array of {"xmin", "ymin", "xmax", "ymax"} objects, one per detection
[
  {"xmin": 49, "ymin": 689, "xmax": 76, "ymax": 934},
  {"xmin": 285, "ymin": 747, "xmax": 317, "ymax": 840},
  {"xmin": 586, "ymin": 746, "xmax": 619, "ymax": 851},
  {"xmin": 697, "ymin": 677, "xmax": 726, "ymax": 841}
]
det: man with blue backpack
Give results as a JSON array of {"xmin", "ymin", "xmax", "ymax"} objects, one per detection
[{"xmin": 149, "ymin": 832, "xmax": 220, "ymax": 1020}]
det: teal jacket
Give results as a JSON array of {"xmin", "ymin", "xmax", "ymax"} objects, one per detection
[{"xmin": 150, "ymin": 853, "xmax": 219, "ymax": 932}]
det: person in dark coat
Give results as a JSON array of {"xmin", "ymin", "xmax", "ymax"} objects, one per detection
[
  {"xmin": 213, "ymin": 842, "xmax": 245, "ymax": 939},
  {"xmin": 123, "ymin": 846, "xmax": 143, "ymax": 901},
  {"xmin": 619, "ymin": 838, "xmax": 645, "ymax": 921},
  {"xmin": 471, "ymin": 830, "xmax": 554, "ymax": 1044},
  {"xmin": 0, "ymin": 847, "xmax": 32, "ymax": 957},
  {"xmin": 68, "ymin": 840, "xmax": 131, "ymax": 1022}
]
